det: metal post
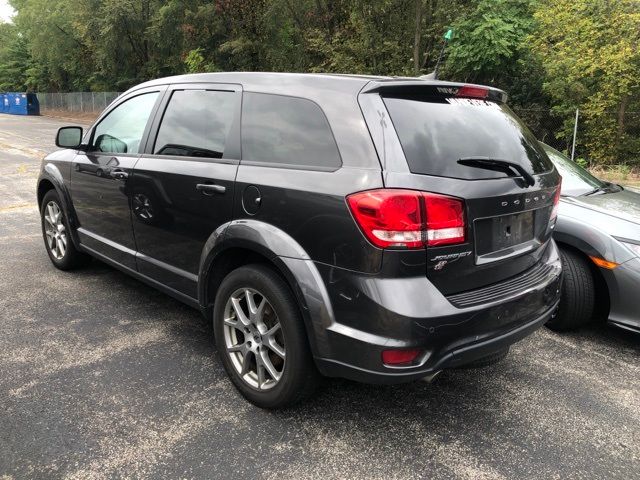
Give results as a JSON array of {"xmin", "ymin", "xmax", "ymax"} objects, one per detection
[{"xmin": 571, "ymin": 108, "xmax": 579, "ymax": 161}]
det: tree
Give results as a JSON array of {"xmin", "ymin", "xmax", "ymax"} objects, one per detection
[{"xmin": 531, "ymin": 0, "xmax": 640, "ymax": 165}]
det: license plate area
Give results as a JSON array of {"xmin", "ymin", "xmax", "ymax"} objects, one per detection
[{"xmin": 474, "ymin": 210, "xmax": 535, "ymax": 256}]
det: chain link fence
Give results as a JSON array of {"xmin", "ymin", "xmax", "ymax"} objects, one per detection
[
  {"xmin": 513, "ymin": 108, "xmax": 640, "ymax": 167},
  {"xmin": 38, "ymin": 92, "xmax": 122, "ymax": 114}
]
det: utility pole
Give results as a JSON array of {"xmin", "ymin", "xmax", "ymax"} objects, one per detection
[{"xmin": 571, "ymin": 108, "xmax": 579, "ymax": 162}]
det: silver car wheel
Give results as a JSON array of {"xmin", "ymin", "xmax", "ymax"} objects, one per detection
[
  {"xmin": 222, "ymin": 288, "xmax": 286, "ymax": 390},
  {"xmin": 44, "ymin": 201, "xmax": 67, "ymax": 260}
]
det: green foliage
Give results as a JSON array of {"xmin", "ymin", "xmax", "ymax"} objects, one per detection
[
  {"xmin": 0, "ymin": 0, "xmax": 638, "ymax": 167},
  {"xmin": 575, "ymin": 157, "xmax": 588, "ymax": 169},
  {"xmin": 442, "ymin": 0, "xmax": 546, "ymax": 109},
  {"xmin": 530, "ymin": 0, "xmax": 640, "ymax": 165},
  {"xmin": 184, "ymin": 48, "xmax": 216, "ymax": 73}
]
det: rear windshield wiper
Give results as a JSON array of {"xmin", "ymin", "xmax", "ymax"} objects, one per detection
[{"xmin": 457, "ymin": 157, "xmax": 536, "ymax": 187}]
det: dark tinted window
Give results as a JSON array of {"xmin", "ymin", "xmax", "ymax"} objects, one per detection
[
  {"xmin": 241, "ymin": 93, "xmax": 340, "ymax": 168},
  {"xmin": 154, "ymin": 90, "xmax": 235, "ymax": 159},
  {"xmin": 93, "ymin": 92, "xmax": 158, "ymax": 154},
  {"xmin": 383, "ymin": 95, "xmax": 552, "ymax": 179}
]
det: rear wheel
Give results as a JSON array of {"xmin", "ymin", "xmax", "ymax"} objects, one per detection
[
  {"xmin": 41, "ymin": 189, "xmax": 91, "ymax": 270},
  {"xmin": 546, "ymin": 248, "xmax": 594, "ymax": 331},
  {"xmin": 213, "ymin": 264, "xmax": 319, "ymax": 408}
]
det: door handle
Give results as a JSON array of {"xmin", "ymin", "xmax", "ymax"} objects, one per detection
[
  {"xmin": 110, "ymin": 169, "xmax": 129, "ymax": 180},
  {"xmin": 196, "ymin": 183, "xmax": 226, "ymax": 195}
]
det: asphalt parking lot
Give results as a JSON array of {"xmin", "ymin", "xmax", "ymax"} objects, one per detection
[{"xmin": 0, "ymin": 114, "xmax": 639, "ymax": 479}]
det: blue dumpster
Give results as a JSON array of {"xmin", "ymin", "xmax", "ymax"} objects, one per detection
[
  {"xmin": 2, "ymin": 92, "xmax": 40, "ymax": 115},
  {"xmin": 0, "ymin": 93, "xmax": 8, "ymax": 114}
]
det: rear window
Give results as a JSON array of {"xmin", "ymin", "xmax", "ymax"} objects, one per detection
[{"xmin": 383, "ymin": 95, "xmax": 552, "ymax": 180}]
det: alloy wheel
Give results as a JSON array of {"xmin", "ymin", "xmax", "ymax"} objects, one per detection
[
  {"xmin": 222, "ymin": 288, "xmax": 286, "ymax": 390},
  {"xmin": 44, "ymin": 201, "xmax": 67, "ymax": 260}
]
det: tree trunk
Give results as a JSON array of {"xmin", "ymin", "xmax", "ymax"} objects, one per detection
[
  {"xmin": 617, "ymin": 94, "xmax": 629, "ymax": 138},
  {"xmin": 413, "ymin": 0, "xmax": 423, "ymax": 75}
]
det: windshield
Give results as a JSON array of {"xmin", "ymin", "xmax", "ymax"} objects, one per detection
[
  {"xmin": 541, "ymin": 144, "xmax": 605, "ymax": 196},
  {"xmin": 383, "ymin": 94, "xmax": 553, "ymax": 180}
]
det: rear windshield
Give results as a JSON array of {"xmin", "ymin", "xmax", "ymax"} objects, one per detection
[{"xmin": 383, "ymin": 95, "xmax": 552, "ymax": 180}]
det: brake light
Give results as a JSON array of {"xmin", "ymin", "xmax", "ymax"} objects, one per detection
[
  {"xmin": 550, "ymin": 180, "xmax": 562, "ymax": 224},
  {"xmin": 457, "ymin": 85, "xmax": 489, "ymax": 99},
  {"xmin": 346, "ymin": 189, "xmax": 466, "ymax": 249}
]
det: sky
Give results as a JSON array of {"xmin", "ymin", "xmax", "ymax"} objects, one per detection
[{"xmin": 0, "ymin": 0, "xmax": 15, "ymax": 23}]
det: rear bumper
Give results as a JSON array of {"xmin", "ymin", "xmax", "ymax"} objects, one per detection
[{"xmin": 309, "ymin": 240, "xmax": 562, "ymax": 384}]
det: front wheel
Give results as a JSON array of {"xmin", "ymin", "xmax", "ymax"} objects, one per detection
[
  {"xmin": 213, "ymin": 264, "xmax": 319, "ymax": 408},
  {"xmin": 40, "ymin": 189, "xmax": 91, "ymax": 270}
]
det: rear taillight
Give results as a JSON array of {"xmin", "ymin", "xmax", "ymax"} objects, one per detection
[
  {"xmin": 346, "ymin": 189, "xmax": 466, "ymax": 249},
  {"xmin": 550, "ymin": 180, "xmax": 562, "ymax": 224}
]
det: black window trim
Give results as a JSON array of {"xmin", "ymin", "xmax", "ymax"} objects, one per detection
[
  {"xmin": 142, "ymin": 82, "xmax": 242, "ymax": 165},
  {"xmin": 239, "ymin": 91, "xmax": 343, "ymax": 172},
  {"xmin": 87, "ymin": 86, "xmax": 166, "ymax": 158}
]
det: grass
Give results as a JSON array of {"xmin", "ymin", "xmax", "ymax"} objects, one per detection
[{"xmin": 590, "ymin": 165, "xmax": 640, "ymax": 188}]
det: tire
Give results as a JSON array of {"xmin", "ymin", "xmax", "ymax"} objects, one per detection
[
  {"xmin": 40, "ymin": 189, "xmax": 91, "ymax": 270},
  {"xmin": 546, "ymin": 248, "xmax": 595, "ymax": 331},
  {"xmin": 213, "ymin": 264, "xmax": 319, "ymax": 408}
]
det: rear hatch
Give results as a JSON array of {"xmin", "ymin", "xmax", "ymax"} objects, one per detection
[{"xmin": 369, "ymin": 82, "xmax": 561, "ymax": 295}]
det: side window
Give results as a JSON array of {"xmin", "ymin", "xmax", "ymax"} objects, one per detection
[
  {"xmin": 154, "ymin": 90, "xmax": 235, "ymax": 159},
  {"xmin": 241, "ymin": 93, "xmax": 341, "ymax": 169},
  {"xmin": 92, "ymin": 92, "xmax": 159, "ymax": 154}
]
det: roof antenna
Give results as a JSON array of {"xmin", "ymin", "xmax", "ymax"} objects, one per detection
[{"xmin": 420, "ymin": 28, "xmax": 453, "ymax": 80}]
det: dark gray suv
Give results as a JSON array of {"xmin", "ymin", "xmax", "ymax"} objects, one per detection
[{"xmin": 38, "ymin": 73, "xmax": 562, "ymax": 408}]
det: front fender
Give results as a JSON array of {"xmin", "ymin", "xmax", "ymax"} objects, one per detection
[
  {"xmin": 198, "ymin": 219, "xmax": 336, "ymax": 358},
  {"xmin": 38, "ymin": 163, "xmax": 81, "ymax": 249},
  {"xmin": 554, "ymin": 214, "xmax": 635, "ymax": 265}
]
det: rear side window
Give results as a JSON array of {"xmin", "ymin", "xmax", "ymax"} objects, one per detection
[
  {"xmin": 154, "ymin": 90, "xmax": 235, "ymax": 159},
  {"xmin": 383, "ymin": 95, "xmax": 552, "ymax": 179},
  {"xmin": 241, "ymin": 92, "xmax": 341, "ymax": 169}
]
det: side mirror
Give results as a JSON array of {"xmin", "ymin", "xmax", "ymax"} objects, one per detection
[{"xmin": 56, "ymin": 126, "xmax": 83, "ymax": 148}]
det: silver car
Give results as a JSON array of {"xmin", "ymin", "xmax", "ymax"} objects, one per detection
[{"xmin": 543, "ymin": 143, "xmax": 640, "ymax": 333}]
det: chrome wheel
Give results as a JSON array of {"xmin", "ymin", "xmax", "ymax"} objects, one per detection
[
  {"xmin": 44, "ymin": 201, "xmax": 67, "ymax": 260},
  {"xmin": 223, "ymin": 288, "xmax": 286, "ymax": 390}
]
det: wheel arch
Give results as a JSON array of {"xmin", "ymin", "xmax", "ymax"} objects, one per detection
[
  {"xmin": 37, "ymin": 167, "xmax": 82, "ymax": 249},
  {"xmin": 198, "ymin": 220, "xmax": 335, "ymax": 359},
  {"xmin": 555, "ymin": 240, "xmax": 611, "ymax": 322}
]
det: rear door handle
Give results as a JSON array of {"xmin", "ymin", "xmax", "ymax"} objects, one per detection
[{"xmin": 196, "ymin": 183, "xmax": 226, "ymax": 195}]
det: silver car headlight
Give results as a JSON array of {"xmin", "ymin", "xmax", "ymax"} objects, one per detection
[{"xmin": 621, "ymin": 241, "xmax": 640, "ymax": 258}]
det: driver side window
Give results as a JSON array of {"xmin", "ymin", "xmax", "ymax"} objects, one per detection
[{"xmin": 92, "ymin": 92, "xmax": 159, "ymax": 154}]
